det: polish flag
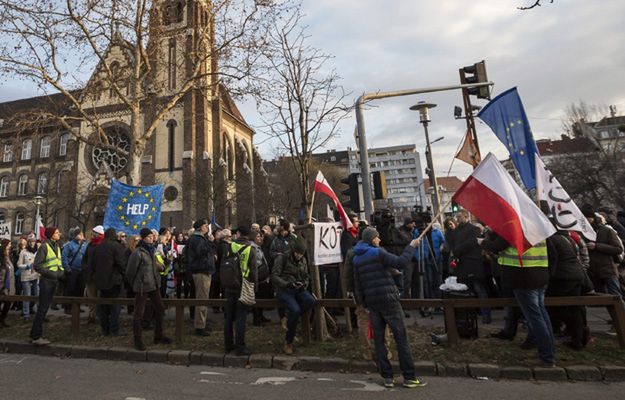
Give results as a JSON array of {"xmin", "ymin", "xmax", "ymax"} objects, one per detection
[
  {"xmin": 314, "ymin": 171, "xmax": 358, "ymax": 238},
  {"xmin": 452, "ymin": 153, "xmax": 555, "ymax": 257},
  {"xmin": 35, "ymin": 213, "xmax": 45, "ymax": 240}
]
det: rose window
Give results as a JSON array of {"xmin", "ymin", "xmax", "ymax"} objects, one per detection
[{"xmin": 91, "ymin": 129, "xmax": 130, "ymax": 175}]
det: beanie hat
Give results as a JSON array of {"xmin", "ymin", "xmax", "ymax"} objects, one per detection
[
  {"xmin": 237, "ymin": 225, "xmax": 251, "ymax": 238},
  {"xmin": 1, "ymin": 238, "xmax": 10, "ymax": 248},
  {"xmin": 580, "ymin": 204, "xmax": 595, "ymax": 218},
  {"xmin": 92, "ymin": 225, "xmax": 105, "ymax": 236},
  {"xmin": 140, "ymin": 227, "xmax": 153, "ymax": 240},
  {"xmin": 193, "ymin": 218, "xmax": 208, "ymax": 230},
  {"xmin": 158, "ymin": 227, "xmax": 170, "ymax": 236},
  {"xmin": 362, "ymin": 227, "xmax": 380, "ymax": 245},
  {"xmin": 44, "ymin": 226, "xmax": 58, "ymax": 240},
  {"xmin": 293, "ymin": 239, "xmax": 307, "ymax": 254}
]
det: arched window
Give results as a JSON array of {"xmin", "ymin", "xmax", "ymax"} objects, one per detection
[
  {"xmin": 37, "ymin": 173, "xmax": 47, "ymax": 195},
  {"xmin": 15, "ymin": 212, "xmax": 24, "ymax": 235},
  {"xmin": 59, "ymin": 133, "xmax": 70, "ymax": 156},
  {"xmin": 18, "ymin": 174, "xmax": 28, "ymax": 196},
  {"xmin": 168, "ymin": 38, "xmax": 177, "ymax": 90},
  {"xmin": 3, "ymin": 142, "xmax": 12, "ymax": 162},
  {"xmin": 0, "ymin": 176, "xmax": 8, "ymax": 198},
  {"xmin": 167, "ymin": 120, "xmax": 177, "ymax": 172},
  {"xmin": 109, "ymin": 62, "xmax": 120, "ymax": 99},
  {"xmin": 176, "ymin": 1, "xmax": 184, "ymax": 23},
  {"xmin": 0, "ymin": 211, "xmax": 5, "ymax": 223},
  {"xmin": 57, "ymin": 170, "xmax": 66, "ymax": 193},
  {"xmin": 21, "ymin": 139, "xmax": 32, "ymax": 160},
  {"xmin": 39, "ymin": 136, "xmax": 51, "ymax": 158}
]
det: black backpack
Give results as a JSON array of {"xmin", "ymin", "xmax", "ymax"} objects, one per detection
[{"xmin": 220, "ymin": 244, "xmax": 249, "ymax": 289}]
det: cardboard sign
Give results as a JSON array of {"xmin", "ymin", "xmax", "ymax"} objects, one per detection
[{"xmin": 313, "ymin": 222, "xmax": 343, "ymax": 266}]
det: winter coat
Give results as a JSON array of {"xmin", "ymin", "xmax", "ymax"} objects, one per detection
[
  {"xmin": 82, "ymin": 236, "xmax": 104, "ymax": 283},
  {"xmin": 187, "ymin": 231, "xmax": 216, "ymax": 275},
  {"xmin": 413, "ymin": 227, "xmax": 445, "ymax": 262},
  {"xmin": 61, "ymin": 239, "xmax": 86, "ymax": 272},
  {"xmin": 33, "ymin": 240, "xmax": 64, "ymax": 281},
  {"xmin": 547, "ymin": 232, "xmax": 585, "ymax": 287},
  {"xmin": 224, "ymin": 238, "xmax": 258, "ymax": 294},
  {"xmin": 17, "ymin": 248, "xmax": 39, "ymax": 282},
  {"xmin": 272, "ymin": 250, "xmax": 310, "ymax": 290},
  {"xmin": 269, "ymin": 233, "xmax": 297, "ymax": 262},
  {"xmin": 0, "ymin": 257, "xmax": 15, "ymax": 295},
  {"xmin": 351, "ymin": 241, "xmax": 414, "ymax": 311},
  {"xmin": 449, "ymin": 222, "xmax": 484, "ymax": 281},
  {"xmin": 91, "ymin": 238, "xmax": 127, "ymax": 290},
  {"xmin": 125, "ymin": 245, "xmax": 160, "ymax": 294},
  {"xmin": 588, "ymin": 224, "xmax": 623, "ymax": 280}
]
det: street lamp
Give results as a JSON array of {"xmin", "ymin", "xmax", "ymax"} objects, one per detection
[
  {"xmin": 410, "ymin": 101, "xmax": 441, "ymax": 221},
  {"xmin": 33, "ymin": 195, "xmax": 43, "ymax": 233}
]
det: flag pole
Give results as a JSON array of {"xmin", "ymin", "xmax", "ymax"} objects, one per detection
[
  {"xmin": 415, "ymin": 197, "xmax": 454, "ymax": 241},
  {"xmin": 308, "ymin": 189, "xmax": 316, "ymax": 224}
]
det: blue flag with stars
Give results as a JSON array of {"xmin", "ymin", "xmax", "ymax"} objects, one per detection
[
  {"xmin": 477, "ymin": 87, "xmax": 539, "ymax": 190},
  {"xmin": 103, "ymin": 180, "xmax": 164, "ymax": 234}
]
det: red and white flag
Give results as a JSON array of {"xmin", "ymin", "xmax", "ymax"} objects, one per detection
[
  {"xmin": 314, "ymin": 171, "xmax": 358, "ymax": 238},
  {"xmin": 452, "ymin": 153, "xmax": 556, "ymax": 257},
  {"xmin": 35, "ymin": 213, "xmax": 45, "ymax": 240}
]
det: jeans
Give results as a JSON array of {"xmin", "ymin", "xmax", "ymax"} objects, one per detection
[
  {"xmin": 467, "ymin": 277, "xmax": 491, "ymax": 322},
  {"xmin": 369, "ymin": 303, "xmax": 416, "ymax": 380},
  {"xmin": 30, "ymin": 278, "xmax": 57, "ymax": 340},
  {"xmin": 423, "ymin": 259, "xmax": 441, "ymax": 299},
  {"xmin": 276, "ymin": 288, "xmax": 315, "ymax": 344},
  {"xmin": 513, "ymin": 287, "xmax": 555, "ymax": 363},
  {"xmin": 21, "ymin": 280, "xmax": 39, "ymax": 317},
  {"xmin": 63, "ymin": 271, "xmax": 85, "ymax": 312},
  {"xmin": 97, "ymin": 286, "xmax": 122, "ymax": 335},
  {"xmin": 401, "ymin": 261, "xmax": 416, "ymax": 299},
  {"xmin": 224, "ymin": 291, "xmax": 249, "ymax": 351},
  {"xmin": 133, "ymin": 290, "xmax": 165, "ymax": 341}
]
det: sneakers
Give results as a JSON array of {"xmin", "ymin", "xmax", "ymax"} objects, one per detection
[
  {"xmin": 283, "ymin": 342, "xmax": 294, "ymax": 355},
  {"xmin": 31, "ymin": 338, "xmax": 51, "ymax": 346},
  {"xmin": 383, "ymin": 378, "xmax": 394, "ymax": 388},
  {"xmin": 402, "ymin": 377, "xmax": 427, "ymax": 388}
]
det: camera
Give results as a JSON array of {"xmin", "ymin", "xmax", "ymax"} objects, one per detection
[{"xmin": 412, "ymin": 205, "xmax": 432, "ymax": 232}]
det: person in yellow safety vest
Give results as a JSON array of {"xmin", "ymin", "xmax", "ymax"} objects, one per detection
[
  {"xmin": 223, "ymin": 226, "xmax": 257, "ymax": 356},
  {"xmin": 480, "ymin": 233, "xmax": 555, "ymax": 367},
  {"xmin": 29, "ymin": 227, "xmax": 64, "ymax": 346},
  {"xmin": 156, "ymin": 227, "xmax": 173, "ymax": 299}
]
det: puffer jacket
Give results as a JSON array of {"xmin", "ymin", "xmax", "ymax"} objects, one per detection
[
  {"xmin": 352, "ymin": 241, "xmax": 414, "ymax": 311},
  {"xmin": 125, "ymin": 245, "xmax": 160, "ymax": 294},
  {"xmin": 272, "ymin": 250, "xmax": 310, "ymax": 290},
  {"xmin": 449, "ymin": 221, "xmax": 484, "ymax": 281}
]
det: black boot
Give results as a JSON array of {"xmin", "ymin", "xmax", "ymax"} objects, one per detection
[{"xmin": 134, "ymin": 337, "xmax": 146, "ymax": 351}]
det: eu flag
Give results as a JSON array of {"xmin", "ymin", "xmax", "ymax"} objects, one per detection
[
  {"xmin": 477, "ymin": 87, "xmax": 539, "ymax": 190},
  {"xmin": 103, "ymin": 180, "xmax": 164, "ymax": 234}
]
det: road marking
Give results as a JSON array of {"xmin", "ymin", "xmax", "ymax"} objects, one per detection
[
  {"xmin": 317, "ymin": 378, "xmax": 335, "ymax": 382},
  {"xmin": 342, "ymin": 380, "xmax": 386, "ymax": 392},
  {"xmin": 0, "ymin": 356, "xmax": 28, "ymax": 365},
  {"xmin": 200, "ymin": 371, "xmax": 227, "ymax": 376},
  {"xmin": 125, "ymin": 397, "xmax": 146, "ymax": 400},
  {"xmin": 251, "ymin": 377, "xmax": 297, "ymax": 386},
  {"xmin": 199, "ymin": 379, "xmax": 244, "ymax": 385}
]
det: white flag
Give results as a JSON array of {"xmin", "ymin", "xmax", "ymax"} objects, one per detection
[{"xmin": 535, "ymin": 157, "xmax": 596, "ymax": 241}]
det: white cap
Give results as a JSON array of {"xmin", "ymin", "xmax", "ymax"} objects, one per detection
[{"xmin": 92, "ymin": 225, "xmax": 105, "ymax": 235}]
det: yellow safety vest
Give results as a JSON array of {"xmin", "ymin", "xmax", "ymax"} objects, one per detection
[
  {"xmin": 41, "ymin": 242, "xmax": 63, "ymax": 272},
  {"xmin": 231, "ymin": 242, "xmax": 252, "ymax": 278},
  {"xmin": 157, "ymin": 253, "xmax": 171, "ymax": 276},
  {"xmin": 498, "ymin": 240, "xmax": 548, "ymax": 268}
]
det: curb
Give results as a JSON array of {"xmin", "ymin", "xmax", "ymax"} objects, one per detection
[{"xmin": 1, "ymin": 339, "xmax": 623, "ymax": 382}]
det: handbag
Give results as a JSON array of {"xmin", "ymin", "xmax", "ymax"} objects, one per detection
[{"xmin": 239, "ymin": 278, "xmax": 256, "ymax": 306}]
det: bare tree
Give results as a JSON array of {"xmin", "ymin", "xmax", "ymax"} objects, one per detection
[
  {"xmin": 254, "ymin": 12, "xmax": 351, "ymax": 221},
  {"xmin": 0, "ymin": 0, "xmax": 294, "ymax": 184},
  {"xmin": 518, "ymin": 0, "xmax": 554, "ymax": 10},
  {"xmin": 561, "ymin": 101, "xmax": 610, "ymax": 137}
]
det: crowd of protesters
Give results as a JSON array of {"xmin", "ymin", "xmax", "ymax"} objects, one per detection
[{"xmin": 0, "ymin": 204, "xmax": 624, "ymax": 386}]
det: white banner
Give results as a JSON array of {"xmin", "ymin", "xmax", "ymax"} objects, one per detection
[
  {"xmin": 0, "ymin": 221, "xmax": 11, "ymax": 239},
  {"xmin": 313, "ymin": 222, "xmax": 343, "ymax": 265},
  {"xmin": 536, "ymin": 157, "xmax": 597, "ymax": 241}
]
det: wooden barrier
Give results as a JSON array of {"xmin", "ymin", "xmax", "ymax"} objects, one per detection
[{"xmin": 1, "ymin": 294, "xmax": 624, "ymax": 348}]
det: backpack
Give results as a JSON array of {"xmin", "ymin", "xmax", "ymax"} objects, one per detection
[{"xmin": 220, "ymin": 244, "xmax": 249, "ymax": 290}]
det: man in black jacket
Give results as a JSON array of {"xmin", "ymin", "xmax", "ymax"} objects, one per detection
[
  {"xmin": 188, "ymin": 218, "xmax": 217, "ymax": 336},
  {"xmin": 92, "ymin": 228, "xmax": 127, "ymax": 336}
]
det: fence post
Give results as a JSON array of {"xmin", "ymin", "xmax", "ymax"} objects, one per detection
[
  {"xmin": 175, "ymin": 306, "xmax": 184, "ymax": 344},
  {"xmin": 71, "ymin": 302, "xmax": 81, "ymax": 340},
  {"xmin": 442, "ymin": 299, "xmax": 459, "ymax": 347},
  {"xmin": 606, "ymin": 296, "xmax": 625, "ymax": 349}
]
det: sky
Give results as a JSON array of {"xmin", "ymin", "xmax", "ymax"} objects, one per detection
[
  {"xmin": 1, "ymin": 0, "xmax": 624, "ymax": 180},
  {"xmin": 238, "ymin": 0, "xmax": 625, "ymax": 178}
]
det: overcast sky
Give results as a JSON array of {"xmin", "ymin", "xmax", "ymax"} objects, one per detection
[
  {"xmin": 2, "ymin": 0, "xmax": 624, "ymax": 180},
  {"xmin": 241, "ymin": 0, "xmax": 625, "ymax": 178}
]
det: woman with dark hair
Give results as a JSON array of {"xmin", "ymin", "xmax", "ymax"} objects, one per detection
[
  {"xmin": 0, "ymin": 239, "xmax": 16, "ymax": 328},
  {"xmin": 17, "ymin": 234, "xmax": 39, "ymax": 319}
]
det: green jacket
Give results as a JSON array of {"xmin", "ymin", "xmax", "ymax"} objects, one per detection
[{"xmin": 272, "ymin": 250, "xmax": 309, "ymax": 290}]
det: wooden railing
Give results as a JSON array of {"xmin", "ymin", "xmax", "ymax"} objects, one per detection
[{"xmin": 2, "ymin": 294, "xmax": 624, "ymax": 348}]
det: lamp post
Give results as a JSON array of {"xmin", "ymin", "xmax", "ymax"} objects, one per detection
[
  {"xmin": 410, "ymin": 101, "xmax": 442, "ymax": 220},
  {"xmin": 33, "ymin": 195, "xmax": 43, "ymax": 234}
]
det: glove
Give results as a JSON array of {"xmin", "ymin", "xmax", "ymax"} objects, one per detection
[{"xmin": 287, "ymin": 281, "xmax": 297, "ymax": 289}]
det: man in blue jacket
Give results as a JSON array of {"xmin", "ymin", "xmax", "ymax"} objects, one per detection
[
  {"xmin": 413, "ymin": 223, "xmax": 445, "ymax": 299},
  {"xmin": 352, "ymin": 227, "xmax": 426, "ymax": 389},
  {"xmin": 62, "ymin": 227, "xmax": 86, "ymax": 314}
]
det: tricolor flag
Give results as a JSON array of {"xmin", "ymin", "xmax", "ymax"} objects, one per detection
[
  {"xmin": 314, "ymin": 171, "xmax": 358, "ymax": 238},
  {"xmin": 535, "ymin": 157, "xmax": 596, "ymax": 241},
  {"xmin": 452, "ymin": 153, "xmax": 556, "ymax": 257},
  {"xmin": 35, "ymin": 213, "xmax": 45, "ymax": 240}
]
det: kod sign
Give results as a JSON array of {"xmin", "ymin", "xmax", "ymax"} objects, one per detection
[{"xmin": 313, "ymin": 222, "xmax": 343, "ymax": 265}]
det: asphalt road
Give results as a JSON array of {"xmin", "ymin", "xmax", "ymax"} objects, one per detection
[{"xmin": 1, "ymin": 355, "xmax": 624, "ymax": 400}]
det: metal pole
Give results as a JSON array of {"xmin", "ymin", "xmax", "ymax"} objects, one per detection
[
  {"xmin": 355, "ymin": 96, "xmax": 374, "ymax": 221},
  {"xmin": 422, "ymin": 122, "xmax": 441, "ymax": 219}
]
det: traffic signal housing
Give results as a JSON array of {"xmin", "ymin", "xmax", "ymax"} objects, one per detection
[
  {"xmin": 462, "ymin": 60, "xmax": 490, "ymax": 100},
  {"xmin": 451, "ymin": 201, "xmax": 460, "ymax": 213},
  {"xmin": 341, "ymin": 173, "xmax": 361, "ymax": 212},
  {"xmin": 372, "ymin": 171, "xmax": 388, "ymax": 200}
]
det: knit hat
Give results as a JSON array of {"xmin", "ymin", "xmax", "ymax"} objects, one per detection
[
  {"xmin": 1, "ymin": 238, "xmax": 10, "ymax": 248},
  {"xmin": 293, "ymin": 239, "xmax": 307, "ymax": 254},
  {"xmin": 69, "ymin": 226, "xmax": 82, "ymax": 240},
  {"xmin": 237, "ymin": 225, "xmax": 251, "ymax": 238},
  {"xmin": 158, "ymin": 227, "xmax": 170, "ymax": 236},
  {"xmin": 193, "ymin": 218, "xmax": 208, "ymax": 230},
  {"xmin": 92, "ymin": 225, "xmax": 105, "ymax": 236},
  {"xmin": 361, "ymin": 227, "xmax": 380, "ymax": 245},
  {"xmin": 139, "ymin": 227, "xmax": 153, "ymax": 240},
  {"xmin": 580, "ymin": 204, "xmax": 595, "ymax": 218},
  {"xmin": 44, "ymin": 226, "xmax": 58, "ymax": 240}
]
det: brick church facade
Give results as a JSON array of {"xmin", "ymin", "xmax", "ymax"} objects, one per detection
[{"xmin": 0, "ymin": 0, "xmax": 265, "ymax": 238}]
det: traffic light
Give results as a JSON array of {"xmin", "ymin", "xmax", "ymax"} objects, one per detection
[
  {"xmin": 451, "ymin": 201, "xmax": 460, "ymax": 213},
  {"xmin": 372, "ymin": 171, "xmax": 387, "ymax": 200},
  {"xmin": 461, "ymin": 60, "xmax": 490, "ymax": 100},
  {"xmin": 341, "ymin": 173, "xmax": 361, "ymax": 212}
]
